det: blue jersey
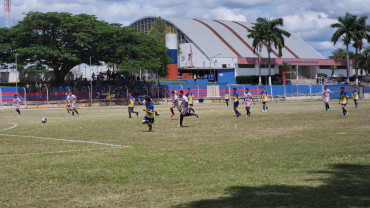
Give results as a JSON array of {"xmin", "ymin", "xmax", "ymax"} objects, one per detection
[{"xmin": 145, "ymin": 102, "xmax": 155, "ymax": 118}]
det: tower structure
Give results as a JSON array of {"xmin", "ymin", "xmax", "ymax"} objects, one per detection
[{"xmin": 4, "ymin": 0, "xmax": 11, "ymax": 28}]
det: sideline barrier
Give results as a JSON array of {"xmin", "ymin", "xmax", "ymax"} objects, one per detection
[{"xmin": 0, "ymin": 84, "xmax": 364, "ymax": 107}]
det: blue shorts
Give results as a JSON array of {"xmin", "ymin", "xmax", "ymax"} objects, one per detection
[
  {"xmin": 225, "ymin": 99, "xmax": 229, "ymax": 102},
  {"xmin": 234, "ymin": 101, "xmax": 239, "ymax": 108},
  {"xmin": 354, "ymin": 99, "xmax": 358, "ymax": 102},
  {"xmin": 189, "ymin": 104, "xmax": 193, "ymax": 107},
  {"xmin": 143, "ymin": 116, "xmax": 154, "ymax": 124},
  {"xmin": 262, "ymin": 101, "xmax": 268, "ymax": 105},
  {"xmin": 341, "ymin": 104, "xmax": 347, "ymax": 107},
  {"xmin": 66, "ymin": 105, "xmax": 70, "ymax": 108},
  {"xmin": 129, "ymin": 107, "xmax": 133, "ymax": 111}
]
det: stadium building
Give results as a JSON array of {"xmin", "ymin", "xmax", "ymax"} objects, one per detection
[{"xmin": 130, "ymin": 17, "xmax": 358, "ymax": 84}]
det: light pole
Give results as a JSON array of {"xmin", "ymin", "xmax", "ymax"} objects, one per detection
[
  {"xmin": 209, "ymin": 53, "xmax": 221, "ymax": 82},
  {"xmin": 15, "ymin": 54, "xmax": 18, "ymax": 94},
  {"xmin": 89, "ymin": 57, "xmax": 92, "ymax": 106}
]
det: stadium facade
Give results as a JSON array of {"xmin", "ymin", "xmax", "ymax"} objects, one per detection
[{"xmin": 130, "ymin": 17, "xmax": 357, "ymax": 84}]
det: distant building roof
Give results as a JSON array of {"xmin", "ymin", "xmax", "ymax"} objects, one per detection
[{"xmin": 130, "ymin": 17, "xmax": 324, "ymax": 60}]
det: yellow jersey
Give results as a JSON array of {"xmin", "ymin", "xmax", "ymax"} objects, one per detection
[
  {"xmin": 146, "ymin": 103, "xmax": 155, "ymax": 118},
  {"xmin": 187, "ymin": 92, "xmax": 194, "ymax": 104},
  {"xmin": 352, "ymin": 90, "xmax": 359, "ymax": 100},
  {"xmin": 261, "ymin": 91, "xmax": 268, "ymax": 102},
  {"xmin": 225, "ymin": 93, "xmax": 229, "ymax": 99},
  {"xmin": 233, "ymin": 92, "xmax": 239, "ymax": 102},
  {"xmin": 339, "ymin": 92, "xmax": 348, "ymax": 104},
  {"xmin": 129, "ymin": 96, "xmax": 135, "ymax": 108}
]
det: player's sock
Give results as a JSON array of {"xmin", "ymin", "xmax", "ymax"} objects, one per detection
[
  {"xmin": 72, "ymin": 112, "xmax": 74, "ymax": 116},
  {"xmin": 342, "ymin": 108, "xmax": 347, "ymax": 116},
  {"xmin": 247, "ymin": 109, "xmax": 250, "ymax": 116},
  {"xmin": 266, "ymin": 107, "xmax": 268, "ymax": 111},
  {"xmin": 356, "ymin": 102, "xmax": 358, "ymax": 108},
  {"xmin": 170, "ymin": 108, "xmax": 174, "ymax": 115},
  {"xmin": 263, "ymin": 106, "xmax": 265, "ymax": 111},
  {"xmin": 148, "ymin": 124, "xmax": 152, "ymax": 131},
  {"xmin": 129, "ymin": 112, "xmax": 131, "ymax": 118},
  {"xmin": 192, "ymin": 108, "xmax": 195, "ymax": 113},
  {"xmin": 16, "ymin": 109, "xmax": 20, "ymax": 115},
  {"xmin": 325, "ymin": 104, "xmax": 327, "ymax": 110},
  {"xmin": 180, "ymin": 114, "xmax": 184, "ymax": 125},
  {"xmin": 75, "ymin": 109, "xmax": 79, "ymax": 115},
  {"xmin": 67, "ymin": 109, "xmax": 70, "ymax": 114}
]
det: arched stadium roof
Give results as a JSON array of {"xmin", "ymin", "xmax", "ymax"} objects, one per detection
[{"xmin": 129, "ymin": 17, "xmax": 324, "ymax": 60}]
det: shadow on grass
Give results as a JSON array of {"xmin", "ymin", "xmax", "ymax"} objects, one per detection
[{"xmin": 173, "ymin": 164, "xmax": 370, "ymax": 208}]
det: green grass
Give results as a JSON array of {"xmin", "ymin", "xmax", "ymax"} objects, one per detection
[{"xmin": 0, "ymin": 100, "xmax": 369, "ymax": 208}]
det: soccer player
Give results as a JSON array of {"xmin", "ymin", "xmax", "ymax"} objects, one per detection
[
  {"xmin": 186, "ymin": 88, "xmax": 195, "ymax": 113},
  {"xmin": 142, "ymin": 96, "xmax": 154, "ymax": 132},
  {"xmin": 242, "ymin": 88, "xmax": 255, "ymax": 116},
  {"xmin": 138, "ymin": 95, "xmax": 145, "ymax": 105},
  {"xmin": 64, "ymin": 92, "xmax": 71, "ymax": 115},
  {"xmin": 352, "ymin": 87, "xmax": 360, "ymax": 108},
  {"xmin": 68, "ymin": 92, "xmax": 80, "ymax": 117},
  {"xmin": 232, "ymin": 88, "xmax": 241, "ymax": 117},
  {"xmin": 13, "ymin": 94, "xmax": 21, "ymax": 116},
  {"xmin": 142, "ymin": 95, "xmax": 160, "ymax": 117},
  {"xmin": 170, "ymin": 90, "xmax": 180, "ymax": 118},
  {"xmin": 322, "ymin": 86, "xmax": 332, "ymax": 111},
  {"xmin": 339, "ymin": 87, "xmax": 348, "ymax": 117},
  {"xmin": 178, "ymin": 90, "xmax": 198, "ymax": 127},
  {"xmin": 128, "ymin": 93, "xmax": 139, "ymax": 118},
  {"xmin": 224, "ymin": 90, "xmax": 230, "ymax": 107},
  {"xmin": 260, "ymin": 87, "xmax": 269, "ymax": 112}
]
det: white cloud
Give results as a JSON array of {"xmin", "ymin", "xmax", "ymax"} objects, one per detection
[{"xmin": 1, "ymin": 0, "xmax": 369, "ymax": 58}]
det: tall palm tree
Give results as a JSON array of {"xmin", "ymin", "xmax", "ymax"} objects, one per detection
[
  {"xmin": 358, "ymin": 46, "xmax": 370, "ymax": 75},
  {"xmin": 352, "ymin": 16, "xmax": 370, "ymax": 85},
  {"xmin": 248, "ymin": 17, "xmax": 290, "ymax": 86},
  {"xmin": 331, "ymin": 13, "xmax": 358, "ymax": 82},
  {"xmin": 247, "ymin": 22, "xmax": 266, "ymax": 85}
]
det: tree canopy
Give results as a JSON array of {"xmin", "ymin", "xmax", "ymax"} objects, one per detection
[{"xmin": 0, "ymin": 12, "xmax": 170, "ymax": 84}]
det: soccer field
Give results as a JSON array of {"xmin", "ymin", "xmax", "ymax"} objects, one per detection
[{"xmin": 1, "ymin": 100, "xmax": 369, "ymax": 207}]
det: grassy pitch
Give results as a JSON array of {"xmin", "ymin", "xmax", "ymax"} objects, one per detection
[{"xmin": 0, "ymin": 100, "xmax": 369, "ymax": 207}]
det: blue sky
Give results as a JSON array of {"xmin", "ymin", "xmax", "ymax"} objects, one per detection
[{"xmin": 1, "ymin": 0, "xmax": 369, "ymax": 58}]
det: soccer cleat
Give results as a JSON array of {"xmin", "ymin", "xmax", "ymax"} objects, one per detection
[
  {"xmin": 147, "ymin": 129, "xmax": 152, "ymax": 132},
  {"xmin": 171, "ymin": 114, "xmax": 175, "ymax": 118},
  {"xmin": 136, "ymin": 112, "xmax": 139, "ymax": 116},
  {"xmin": 71, "ymin": 116, "xmax": 74, "ymax": 117},
  {"xmin": 195, "ymin": 114, "xmax": 198, "ymax": 118},
  {"xmin": 177, "ymin": 125, "xmax": 183, "ymax": 127}
]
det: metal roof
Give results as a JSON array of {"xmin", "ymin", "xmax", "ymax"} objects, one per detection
[{"xmin": 129, "ymin": 17, "xmax": 325, "ymax": 60}]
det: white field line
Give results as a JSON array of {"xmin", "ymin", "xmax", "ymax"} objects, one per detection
[
  {"xmin": 0, "ymin": 123, "xmax": 18, "ymax": 132},
  {"xmin": 0, "ymin": 133, "xmax": 131, "ymax": 148},
  {"xmin": 0, "ymin": 123, "xmax": 131, "ymax": 149},
  {"xmin": 0, "ymin": 147, "xmax": 122, "ymax": 157}
]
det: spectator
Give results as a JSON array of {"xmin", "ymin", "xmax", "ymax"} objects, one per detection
[
  {"xmin": 92, "ymin": 72, "xmax": 95, "ymax": 81},
  {"xmin": 106, "ymin": 69, "xmax": 111, "ymax": 81},
  {"xmin": 194, "ymin": 73, "xmax": 197, "ymax": 84},
  {"xmin": 204, "ymin": 74, "xmax": 208, "ymax": 80}
]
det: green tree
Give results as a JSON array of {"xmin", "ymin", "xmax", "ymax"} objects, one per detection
[
  {"xmin": 329, "ymin": 48, "xmax": 355, "ymax": 60},
  {"xmin": 358, "ymin": 46, "xmax": 370, "ymax": 74},
  {"xmin": 117, "ymin": 27, "xmax": 170, "ymax": 77},
  {"xmin": 248, "ymin": 17, "xmax": 291, "ymax": 85},
  {"xmin": 0, "ymin": 12, "xmax": 114, "ymax": 85},
  {"xmin": 352, "ymin": 16, "xmax": 370, "ymax": 85},
  {"xmin": 247, "ymin": 22, "xmax": 265, "ymax": 85},
  {"xmin": 148, "ymin": 17, "xmax": 167, "ymax": 46},
  {"xmin": 331, "ymin": 13, "xmax": 358, "ymax": 81}
]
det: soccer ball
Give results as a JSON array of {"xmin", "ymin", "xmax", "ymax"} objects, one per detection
[{"xmin": 41, "ymin": 118, "xmax": 47, "ymax": 123}]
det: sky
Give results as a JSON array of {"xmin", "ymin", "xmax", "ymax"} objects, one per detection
[{"xmin": 1, "ymin": 0, "xmax": 369, "ymax": 58}]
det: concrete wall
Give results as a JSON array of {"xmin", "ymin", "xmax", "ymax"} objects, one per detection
[
  {"xmin": 235, "ymin": 64, "xmax": 279, "ymax": 76},
  {"xmin": 0, "ymin": 71, "xmax": 74, "ymax": 83}
]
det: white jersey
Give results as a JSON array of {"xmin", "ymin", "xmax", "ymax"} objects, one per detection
[
  {"xmin": 67, "ymin": 95, "xmax": 77, "ymax": 103},
  {"xmin": 244, "ymin": 92, "xmax": 252, "ymax": 104},
  {"xmin": 323, "ymin": 89, "xmax": 331, "ymax": 102},
  {"xmin": 171, "ymin": 94, "xmax": 180, "ymax": 108},
  {"xmin": 13, "ymin": 98, "xmax": 21, "ymax": 109},
  {"xmin": 323, "ymin": 89, "xmax": 331, "ymax": 99},
  {"xmin": 181, "ymin": 95, "xmax": 189, "ymax": 107}
]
